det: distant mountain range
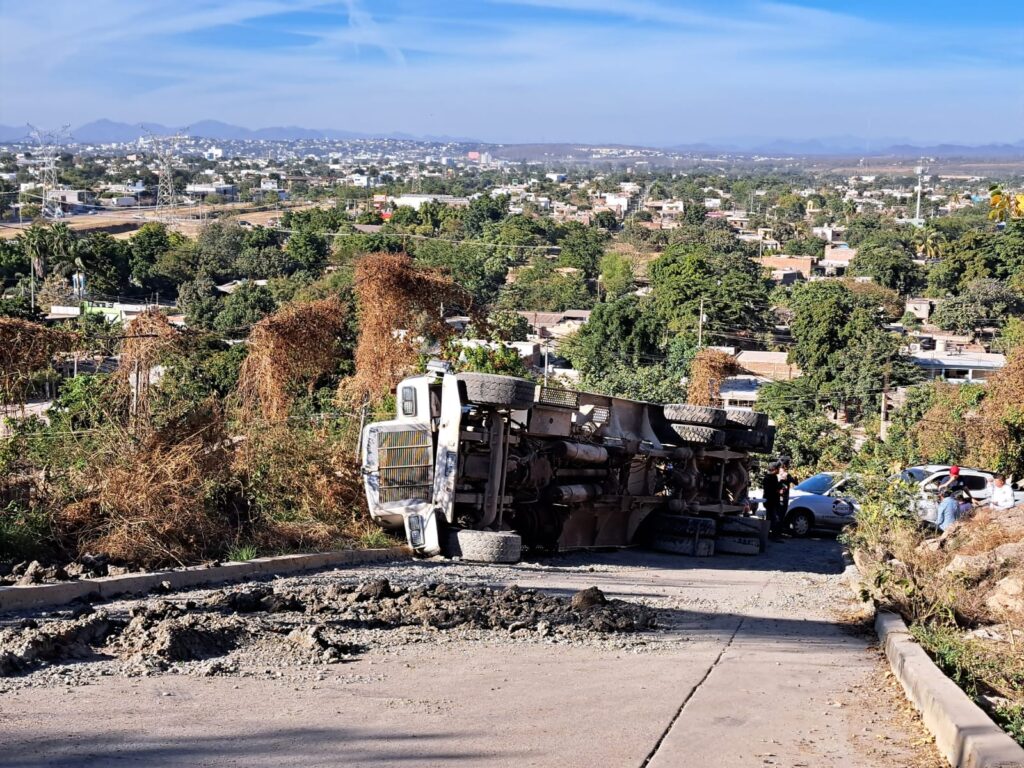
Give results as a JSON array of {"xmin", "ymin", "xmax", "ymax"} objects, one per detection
[
  {"xmin": 1, "ymin": 119, "xmax": 1022, "ymax": 158},
  {"xmin": 0, "ymin": 119, "xmax": 478, "ymax": 145}
]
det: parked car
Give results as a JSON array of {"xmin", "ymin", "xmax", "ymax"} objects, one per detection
[
  {"xmin": 783, "ymin": 472, "xmax": 858, "ymax": 537},
  {"xmin": 900, "ymin": 465, "xmax": 1024, "ymax": 522}
]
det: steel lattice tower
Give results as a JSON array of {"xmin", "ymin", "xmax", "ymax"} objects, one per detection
[
  {"xmin": 27, "ymin": 124, "xmax": 71, "ymax": 220},
  {"xmin": 146, "ymin": 131, "xmax": 189, "ymax": 222}
]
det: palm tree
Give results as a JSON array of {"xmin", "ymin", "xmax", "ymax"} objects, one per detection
[
  {"xmin": 18, "ymin": 225, "xmax": 49, "ymax": 311},
  {"xmin": 922, "ymin": 230, "xmax": 946, "ymax": 261}
]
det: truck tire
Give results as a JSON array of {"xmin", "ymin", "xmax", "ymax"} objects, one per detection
[
  {"xmin": 444, "ymin": 529, "xmax": 522, "ymax": 563},
  {"xmin": 715, "ymin": 535, "xmax": 761, "ymax": 555},
  {"xmin": 761, "ymin": 425, "xmax": 777, "ymax": 453},
  {"xmin": 648, "ymin": 514, "xmax": 716, "ymax": 557},
  {"xmin": 456, "ymin": 373, "xmax": 536, "ymax": 410},
  {"xmin": 663, "ymin": 404, "xmax": 727, "ymax": 427},
  {"xmin": 718, "ymin": 516, "xmax": 769, "ymax": 552},
  {"xmin": 670, "ymin": 423, "xmax": 725, "ymax": 447},
  {"xmin": 724, "ymin": 408, "xmax": 768, "ymax": 430},
  {"xmin": 724, "ymin": 428, "xmax": 772, "ymax": 452}
]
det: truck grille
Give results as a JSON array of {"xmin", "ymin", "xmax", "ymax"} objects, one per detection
[
  {"xmin": 378, "ymin": 429, "xmax": 434, "ymax": 504},
  {"xmin": 539, "ymin": 386, "xmax": 580, "ymax": 409}
]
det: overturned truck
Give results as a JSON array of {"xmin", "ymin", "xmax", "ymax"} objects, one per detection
[{"xmin": 361, "ymin": 367, "xmax": 775, "ymax": 563}]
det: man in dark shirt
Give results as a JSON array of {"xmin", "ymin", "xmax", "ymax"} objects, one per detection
[{"xmin": 763, "ymin": 462, "xmax": 784, "ymax": 542}]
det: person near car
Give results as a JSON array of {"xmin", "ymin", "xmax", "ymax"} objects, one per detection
[
  {"xmin": 937, "ymin": 466, "xmax": 966, "ymax": 498},
  {"xmin": 990, "ymin": 475, "xmax": 1016, "ymax": 510},
  {"xmin": 778, "ymin": 456, "xmax": 798, "ymax": 509},
  {"xmin": 936, "ymin": 489, "xmax": 961, "ymax": 532},
  {"xmin": 763, "ymin": 462, "xmax": 785, "ymax": 542}
]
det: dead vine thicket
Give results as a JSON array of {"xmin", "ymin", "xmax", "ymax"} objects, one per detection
[{"xmin": 339, "ymin": 252, "xmax": 473, "ymax": 406}]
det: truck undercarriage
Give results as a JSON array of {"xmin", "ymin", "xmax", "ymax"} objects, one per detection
[{"xmin": 362, "ymin": 369, "xmax": 775, "ymax": 562}]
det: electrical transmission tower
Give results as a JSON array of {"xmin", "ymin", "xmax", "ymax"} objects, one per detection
[
  {"xmin": 145, "ymin": 130, "xmax": 189, "ymax": 222},
  {"xmin": 27, "ymin": 124, "xmax": 71, "ymax": 220}
]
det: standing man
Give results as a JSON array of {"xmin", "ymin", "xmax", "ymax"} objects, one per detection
[
  {"xmin": 990, "ymin": 475, "xmax": 1015, "ymax": 510},
  {"xmin": 778, "ymin": 456, "xmax": 798, "ymax": 511},
  {"xmin": 763, "ymin": 462, "xmax": 784, "ymax": 542}
]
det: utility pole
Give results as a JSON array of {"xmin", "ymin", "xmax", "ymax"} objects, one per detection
[
  {"xmin": 914, "ymin": 162, "xmax": 925, "ymax": 225},
  {"xmin": 697, "ymin": 297, "xmax": 705, "ymax": 348},
  {"xmin": 880, "ymin": 367, "xmax": 890, "ymax": 441},
  {"xmin": 543, "ymin": 342, "xmax": 551, "ymax": 387}
]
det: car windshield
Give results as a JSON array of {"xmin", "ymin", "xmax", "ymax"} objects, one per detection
[
  {"xmin": 795, "ymin": 473, "xmax": 835, "ymax": 495},
  {"xmin": 900, "ymin": 468, "xmax": 928, "ymax": 483}
]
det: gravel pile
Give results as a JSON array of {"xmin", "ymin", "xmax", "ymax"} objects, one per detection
[{"xmin": 0, "ymin": 577, "xmax": 655, "ymax": 687}]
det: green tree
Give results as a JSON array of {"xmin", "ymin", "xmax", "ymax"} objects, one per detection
[
  {"xmin": 562, "ymin": 295, "xmax": 665, "ymax": 378},
  {"xmin": 557, "ymin": 222, "xmax": 607, "ymax": 278},
  {"xmin": 599, "ymin": 252, "xmax": 635, "ymax": 299},
  {"xmin": 650, "ymin": 244, "xmax": 771, "ymax": 335},
  {"xmin": 128, "ymin": 222, "xmax": 172, "ymax": 288},
  {"xmin": 286, "ymin": 230, "xmax": 329, "ymax": 273},
  {"xmin": 788, "ymin": 281, "xmax": 853, "ymax": 385},
  {"xmin": 498, "ymin": 257, "xmax": 594, "ymax": 312},
  {"xmin": 212, "ymin": 282, "xmax": 277, "ymax": 335},
  {"xmin": 850, "ymin": 236, "xmax": 921, "ymax": 294},
  {"xmin": 931, "ymin": 279, "xmax": 1024, "ymax": 334}
]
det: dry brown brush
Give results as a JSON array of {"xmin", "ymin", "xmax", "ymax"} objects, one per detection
[
  {"xmin": 115, "ymin": 310, "xmax": 181, "ymax": 428},
  {"xmin": 57, "ymin": 418, "xmax": 232, "ymax": 568},
  {"xmin": 686, "ymin": 348, "xmax": 738, "ymax": 407},
  {"xmin": 966, "ymin": 348, "xmax": 1024, "ymax": 473},
  {"xmin": 340, "ymin": 252, "xmax": 473, "ymax": 406},
  {"xmin": 0, "ymin": 318, "xmax": 75, "ymax": 404},
  {"xmin": 235, "ymin": 297, "xmax": 349, "ymax": 423}
]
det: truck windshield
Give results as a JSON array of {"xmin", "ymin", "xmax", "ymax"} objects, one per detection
[{"xmin": 795, "ymin": 473, "xmax": 835, "ymax": 495}]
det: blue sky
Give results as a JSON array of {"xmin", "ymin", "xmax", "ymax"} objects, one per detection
[{"xmin": 1, "ymin": 0, "xmax": 1021, "ymax": 145}]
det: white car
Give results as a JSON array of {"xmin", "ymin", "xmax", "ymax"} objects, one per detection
[
  {"xmin": 783, "ymin": 472, "xmax": 859, "ymax": 537},
  {"xmin": 900, "ymin": 465, "xmax": 1024, "ymax": 522}
]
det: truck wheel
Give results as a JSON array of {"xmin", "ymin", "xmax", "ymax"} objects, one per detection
[
  {"xmin": 456, "ymin": 373, "xmax": 536, "ymax": 410},
  {"xmin": 651, "ymin": 534, "xmax": 715, "ymax": 557},
  {"xmin": 663, "ymin": 404, "xmax": 727, "ymax": 427},
  {"xmin": 724, "ymin": 428, "xmax": 771, "ymax": 452},
  {"xmin": 760, "ymin": 425, "xmax": 777, "ymax": 453},
  {"xmin": 670, "ymin": 423, "xmax": 725, "ymax": 447},
  {"xmin": 724, "ymin": 408, "xmax": 768, "ymax": 430},
  {"xmin": 715, "ymin": 535, "xmax": 761, "ymax": 555},
  {"xmin": 444, "ymin": 529, "xmax": 522, "ymax": 563}
]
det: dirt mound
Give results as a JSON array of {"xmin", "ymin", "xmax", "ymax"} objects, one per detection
[
  {"xmin": 0, "ymin": 580, "xmax": 655, "ymax": 679},
  {"xmin": 221, "ymin": 579, "xmax": 655, "ymax": 635},
  {"xmin": 111, "ymin": 602, "xmax": 246, "ymax": 665},
  {"xmin": 0, "ymin": 611, "xmax": 117, "ymax": 675}
]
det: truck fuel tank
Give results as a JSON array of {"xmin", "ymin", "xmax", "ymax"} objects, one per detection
[{"xmin": 551, "ymin": 442, "xmax": 609, "ymax": 464}]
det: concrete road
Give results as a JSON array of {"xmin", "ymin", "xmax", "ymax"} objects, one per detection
[{"xmin": 0, "ymin": 539, "xmax": 939, "ymax": 767}]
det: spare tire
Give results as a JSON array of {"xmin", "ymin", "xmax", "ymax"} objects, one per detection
[
  {"xmin": 724, "ymin": 408, "xmax": 768, "ymax": 430},
  {"xmin": 670, "ymin": 424, "xmax": 725, "ymax": 447},
  {"xmin": 663, "ymin": 404, "xmax": 727, "ymax": 427},
  {"xmin": 444, "ymin": 529, "xmax": 522, "ymax": 563},
  {"xmin": 456, "ymin": 373, "xmax": 536, "ymax": 410}
]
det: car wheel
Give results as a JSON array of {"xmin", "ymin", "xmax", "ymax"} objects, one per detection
[{"xmin": 788, "ymin": 509, "xmax": 813, "ymax": 538}]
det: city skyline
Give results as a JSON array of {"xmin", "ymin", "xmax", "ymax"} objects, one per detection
[{"xmin": 1, "ymin": 1, "xmax": 1022, "ymax": 146}]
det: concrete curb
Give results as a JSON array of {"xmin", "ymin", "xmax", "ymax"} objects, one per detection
[
  {"xmin": 0, "ymin": 546, "xmax": 412, "ymax": 613},
  {"xmin": 876, "ymin": 610, "xmax": 1024, "ymax": 768}
]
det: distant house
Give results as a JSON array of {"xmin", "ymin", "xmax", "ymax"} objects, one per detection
[
  {"xmin": 758, "ymin": 255, "xmax": 815, "ymax": 280},
  {"xmin": 735, "ymin": 350, "xmax": 801, "ymax": 382},
  {"xmin": 819, "ymin": 244, "xmax": 857, "ymax": 276},
  {"xmin": 910, "ymin": 349, "xmax": 1005, "ymax": 383},
  {"xmin": 719, "ymin": 375, "xmax": 771, "ymax": 409},
  {"xmin": 517, "ymin": 310, "xmax": 592, "ymax": 340},
  {"xmin": 185, "ymin": 182, "xmax": 237, "ymax": 201},
  {"xmin": 905, "ymin": 297, "xmax": 941, "ymax": 322}
]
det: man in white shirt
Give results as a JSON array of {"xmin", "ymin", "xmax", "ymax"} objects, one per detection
[{"xmin": 990, "ymin": 475, "xmax": 1016, "ymax": 510}]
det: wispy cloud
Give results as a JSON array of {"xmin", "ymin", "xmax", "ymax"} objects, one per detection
[{"xmin": 0, "ymin": 0, "xmax": 1020, "ymax": 143}]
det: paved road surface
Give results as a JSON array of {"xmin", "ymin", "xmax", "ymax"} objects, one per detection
[{"xmin": 0, "ymin": 539, "xmax": 939, "ymax": 767}]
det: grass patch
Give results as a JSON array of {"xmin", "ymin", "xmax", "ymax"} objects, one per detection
[
  {"xmin": 0, "ymin": 502, "xmax": 56, "ymax": 562},
  {"xmin": 911, "ymin": 622, "xmax": 1024, "ymax": 747},
  {"xmin": 357, "ymin": 526, "xmax": 396, "ymax": 549},
  {"xmin": 226, "ymin": 544, "xmax": 259, "ymax": 562}
]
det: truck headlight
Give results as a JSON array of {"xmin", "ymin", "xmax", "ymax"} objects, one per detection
[{"xmin": 407, "ymin": 514, "xmax": 425, "ymax": 548}]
